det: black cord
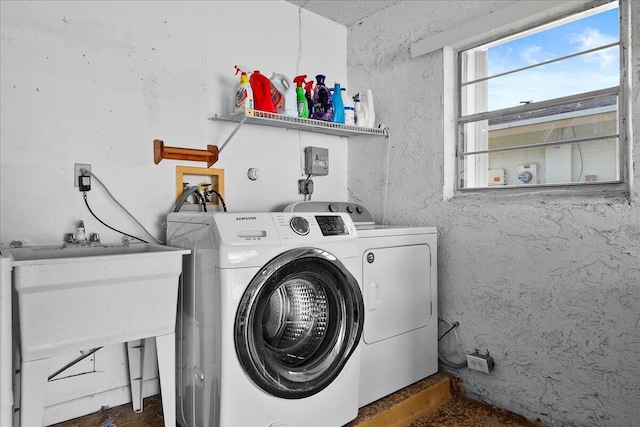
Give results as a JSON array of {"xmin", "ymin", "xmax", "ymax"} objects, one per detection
[
  {"xmin": 194, "ymin": 190, "xmax": 207, "ymax": 212},
  {"xmin": 438, "ymin": 321, "xmax": 459, "ymax": 341},
  {"xmin": 83, "ymin": 193, "xmax": 148, "ymax": 243},
  {"xmin": 209, "ymin": 189, "xmax": 227, "ymax": 212}
]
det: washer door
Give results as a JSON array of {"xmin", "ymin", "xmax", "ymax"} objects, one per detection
[{"xmin": 235, "ymin": 247, "xmax": 364, "ymax": 399}]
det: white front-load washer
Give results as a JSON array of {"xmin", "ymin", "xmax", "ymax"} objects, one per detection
[
  {"xmin": 285, "ymin": 202, "xmax": 438, "ymax": 407},
  {"xmin": 166, "ymin": 211, "xmax": 364, "ymax": 427}
]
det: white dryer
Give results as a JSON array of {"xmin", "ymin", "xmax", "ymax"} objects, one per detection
[
  {"xmin": 166, "ymin": 211, "xmax": 364, "ymax": 427},
  {"xmin": 285, "ymin": 202, "xmax": 438, "ymax": 407}
]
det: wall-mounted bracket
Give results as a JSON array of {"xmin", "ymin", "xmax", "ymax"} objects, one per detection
[{"xmin": 153, "ymin": 139, "xmax": 219, "ymax": 167}]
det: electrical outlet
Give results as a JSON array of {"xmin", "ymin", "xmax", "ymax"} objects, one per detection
[
  {"xmin": 74, "ymin": 163, "xmax": 91, "ymax": 187},
  {"xmin": 298, "ymin": 179, "xmax": 314, "ymax": 195},
  {"xmin": 467, "ymin": 352, "xmax": 494, "ymax": 374}
]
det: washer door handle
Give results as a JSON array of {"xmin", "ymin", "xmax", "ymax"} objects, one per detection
[{"xmin": 367, "ymin": 282, "xmax": 380, "ymax": 311}]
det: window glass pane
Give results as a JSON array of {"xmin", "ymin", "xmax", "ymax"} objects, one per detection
[
  {"xmin": 460, "ymin": 138, "xmax": 619, "ymax": 188},
  {"xmin": 460, "ymin": 6, "xmax": 619, "ymax": 115},
  {"xmin": 487, "ymin": 95, "xmax": 618, "ymax": 147},
  {"xmin": 459, "ymin": 95, "xmax": 619, "ymax": 189},
  {"xmin": 457, "ymin": 1, "xmax": 623, "ymax": 190},
  {"xmin": 461, "ymin": 47, "xmax": 619, "ymax": 115}
]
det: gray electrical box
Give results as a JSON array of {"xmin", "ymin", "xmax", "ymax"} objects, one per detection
[{"xmin": 304, "ymin": 147, "xmax": 329, "ymax": 176}]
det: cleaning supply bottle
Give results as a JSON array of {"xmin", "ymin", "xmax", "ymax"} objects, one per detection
[
  {"xmin": 331, "ymin": 83, "xmax": 345, "ymax": 124},
  {"xmin": 364, "ymin": 89, "xmax": 376, "ymax": 128},
  {"xmin": 270, "ymin": 73, "xmax": 298, "ymax": 117},
  {"xmin": 312, "ymin": 75, "xmax": 333, "ymax": 121},
  {"xmin": 250, "ymin": 70, "xmax": 276, "ymax": 113},
  {"xmin": 342, "ymin": 88, "xmax": 355, "ymax": 125},
  {"xmin": 354, "ymin": 93, "xmax": 365, "ymax": 127},
  {"xmin": 293, "ymin": 75, "xmax": 309, "ymax": 118},
  {"xmin": 234, "ymin": 65, "xmax": 254, "ymax": 115},
  {"xmin": 304, "ymin": 80, "xmax": 314, "ymax": 119}
]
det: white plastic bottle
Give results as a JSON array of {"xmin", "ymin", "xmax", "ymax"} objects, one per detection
[
  {"xmin": 364, "ymin": 89, "xmax": 375, "ymax": 128},
  {"xmin": 341, "ymin": 88, "xmax": 355, "ymax": 125},
  {"xmin": 271, "ymin": 73, "xmax": 298, "ymax": 117}
]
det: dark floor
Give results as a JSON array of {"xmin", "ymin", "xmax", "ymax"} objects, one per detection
[{"xmin": 51, "ymin": 372, "xmax": 541, "ymax": 427}]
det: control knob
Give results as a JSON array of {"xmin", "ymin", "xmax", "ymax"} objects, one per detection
[{"xmin": 290, "ymin": 216, "xmax": 310, "ymax": 235}]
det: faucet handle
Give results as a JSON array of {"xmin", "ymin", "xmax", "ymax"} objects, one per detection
[
  {"xmin": 89, "ymin": 233, "xmax": 101, "ymax": 243},
  {"xmin": 66, "ymin": 233, "xmax": 76, "ymax": 243}
]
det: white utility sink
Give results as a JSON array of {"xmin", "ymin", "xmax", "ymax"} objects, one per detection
[{"xmin": 1, "ymin": 242, "xmax": 189, "ymax": 427}]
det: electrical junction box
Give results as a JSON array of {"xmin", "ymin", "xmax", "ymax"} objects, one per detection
[
  {"xmin": 488, "ymin": 168, "xmax": 506, "ymax": 186},
  {"xmin": 517, "ymin": 163, "xmax": 537, "ymax": 185},
  {"xmin": 304, "ymin": 146, "xmax": 329, "ymax": 176}
]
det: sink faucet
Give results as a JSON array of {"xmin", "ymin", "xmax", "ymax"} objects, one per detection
[
  {"xmin": 64, "ymin": 221, "xmax": 101, "ymax": 247},
  {"xmin": 75, "ymin": 220, "xmax": 87, "ymax": 243}
]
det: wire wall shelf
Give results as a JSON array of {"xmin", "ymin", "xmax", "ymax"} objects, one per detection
[{"xmin": 209, "ymin": 109, "xmax": 389, "ymax": 138}]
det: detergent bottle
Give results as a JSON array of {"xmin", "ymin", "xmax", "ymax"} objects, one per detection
[
  {"xmin": 304, "ymin": 80, "xmax": 314, "ymax": 118},
  {"xmin": 233, "ymin": 65, "xmax": 254, "ymax": 115},
  {"xmin": 341, "ymin": 88, "xmax": 355, "ymax": 125},
  {"xmin": 250, "ymin": 70, "xmax": 276, "ymax": 113},
  {"xmin": 354, "ymin": 93, "xmax": 365, "ymax": 127},
  {"xmin": 331, "ymin": 83, "xmax": 345, "ymax": 124},
  {"xmin": 293, "ymin": 75, "xmax": 309, "ymax": 118},
  {"xmin": 363, "ymin": 89, "xmax": 376, "ymax": 128},
  {"xmin": 312, "ymin": 75, "xmax": 333, "ymax": 121},
  {"xmin": 270, "ymin": 73, "xmax": 298, "ymax": 117}
]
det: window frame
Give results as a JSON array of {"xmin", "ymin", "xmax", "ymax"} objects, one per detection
[{"xmin": 454, "ymin": 0, "xmax": 630, "ymax": 194}]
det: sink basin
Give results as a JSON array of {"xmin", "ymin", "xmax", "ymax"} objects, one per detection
[{"xmin": 2, "ymin": 243, "xmax": 189, "ymax": 361}]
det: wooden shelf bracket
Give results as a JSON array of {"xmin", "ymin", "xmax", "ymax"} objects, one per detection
[{"xmin": 153, "ymin": 139, "xmax": 219, "ymax": 167}]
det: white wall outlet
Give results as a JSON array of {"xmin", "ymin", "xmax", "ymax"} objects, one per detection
[
  {"xmin": 74, "ymin": 163, "xmax": 91, "ymax": 187},
  {"xmin": 467, "ymin": 353, "xmax": 494, "ymax": 374}
]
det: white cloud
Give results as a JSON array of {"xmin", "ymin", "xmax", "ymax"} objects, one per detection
[
  {"xmin": 570, "ymin": 28, "xmax": 618, "ymax": 68},
  {"xmin": 520, "ymin": 45, "xmax": 544, "ymax": 65}
]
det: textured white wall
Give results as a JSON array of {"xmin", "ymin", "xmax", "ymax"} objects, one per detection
[
  {"xmin": 0, "ymin": 1, "xmax": 347, "ymax": 423},
  {"xmin": 348, "ymin": 1, "xmax": 640, "ymax": 426}
]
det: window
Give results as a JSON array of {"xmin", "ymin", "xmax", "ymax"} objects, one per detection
[{"xmin": 457, "ymin": 1, "xmax": 625, "ymax": 190}]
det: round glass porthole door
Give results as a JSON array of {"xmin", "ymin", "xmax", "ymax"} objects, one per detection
[{"xmin": 234, "ymin": 247, "xmax": 364, "ymax": 399}]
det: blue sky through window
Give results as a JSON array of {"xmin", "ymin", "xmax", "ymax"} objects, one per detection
[{"xmin": 485, "ymin": 7, "xmax": 619, "ymax": 111}]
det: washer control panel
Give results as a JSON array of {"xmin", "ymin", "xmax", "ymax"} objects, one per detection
[
  {"xmin": 315, "ymin": 215, "xmax": 349, "ymax": 236},
  {"xmin": 285, "ymin": 201, "xmax": 374, "ymax": 225}
]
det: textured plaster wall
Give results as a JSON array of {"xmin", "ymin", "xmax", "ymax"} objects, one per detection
[{"xmin": 347, "ymin": 1, "xmax": 640, "ymax": 426}]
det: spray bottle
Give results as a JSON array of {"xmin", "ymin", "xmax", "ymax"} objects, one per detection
[
  {"xmin": 234, "ymin": 65, "xmax": 254, "ymax": 115},
  {"xmin": 304, "ymin": 80, "xmax": 314, "ymax": 119},
  {"xmin": 250, "ymin": 70, "xmax": 276, "ymax": 113},
  {"xmin": 293, "ymin": 75, "xmax": 309, "ymax": 118}
]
